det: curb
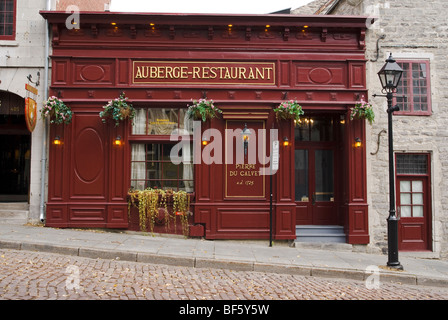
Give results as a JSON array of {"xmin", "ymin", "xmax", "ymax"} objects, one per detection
[{"xmin": 1, "ymin": 240, "xmax": 448, "ymax": 289}]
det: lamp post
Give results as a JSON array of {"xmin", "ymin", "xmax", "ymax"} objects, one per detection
[{"xmin": 377, "ymin": 53, "xmax": 404, "ymax": 270}]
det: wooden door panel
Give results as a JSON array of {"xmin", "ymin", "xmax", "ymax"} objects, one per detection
[
  {"xmin": 397, "ymin": 177, "xmax": 430, "ymax": 251},
  {"xmin": 400, "ymin": 221, "xmax": 426, "ymax": 251},
  {"xmin": 313, "ymin": 203, "xmax": 336, "ymax": 225},
  {"xmin": 296, "ymin": 204, "xmax": 311, "ymax": 225},
  {"xmin": 70, "ymin": 113, "xmax": 108, "ymax": 200}
]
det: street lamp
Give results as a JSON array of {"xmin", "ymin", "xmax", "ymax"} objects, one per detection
[{"xmin": 377, "ymin": 53, "xmax": 404, "ymax": 270}]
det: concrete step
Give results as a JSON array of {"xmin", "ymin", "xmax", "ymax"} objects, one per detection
[
  {"xmin": 0, "ymin": 203, "xmax": 29, "ymax": 224},
  {"xmin": 295, "ymin": 225, "xmax": 346, "ymax": 243}
]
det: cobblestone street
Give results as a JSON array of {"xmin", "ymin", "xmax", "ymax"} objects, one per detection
[{"xmin": 1, "ymin": 249, "xmax": 447, "ymax": 301}]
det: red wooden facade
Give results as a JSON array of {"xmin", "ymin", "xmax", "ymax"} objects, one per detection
[{"xmin": 41, "ymin": 11, "xmax": 370, "ymax": 244}]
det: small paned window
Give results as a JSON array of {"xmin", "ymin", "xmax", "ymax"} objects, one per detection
[
  {"xmin": 294, "ymin": 117, "xmax": 334, "ymax": 142},
  {"xmin": 396, "ymin": 154, "xmax": 428, "ymax": 175},
  {"xmin": 130, "ymin": 143, "xmax": 194, "ymax": 192},
  {"xmin": 130, "ymin": 106, "xmax": 194, "ymax": 192},
  {"xmin": 395, "ymin": 60, "xmax": 431, "ymax": 115},
  {"xmin": 0, "ymin": 0, "xmax": 16, "ymax": 40},
  {"xmin": 132, "ymin": 108, "xmax": 191, "ymax": 135}
]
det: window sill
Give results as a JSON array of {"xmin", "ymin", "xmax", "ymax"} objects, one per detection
[
  {"xmin": 0, "ymin": 40, "xmax": 18, "ymax": 47},
  {"xmin": 394, "ymin": 112, "xmax": 432, "ymax": 116}
]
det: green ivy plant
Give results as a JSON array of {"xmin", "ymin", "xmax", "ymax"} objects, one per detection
[{"xmin": 128, "ymin": 188, "xmax": 192, "ymax": 237}]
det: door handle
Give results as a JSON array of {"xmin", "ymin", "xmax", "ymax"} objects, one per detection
[{"xmin": 312, "ymin": 193, "xmax": 315, "ymax": 205}]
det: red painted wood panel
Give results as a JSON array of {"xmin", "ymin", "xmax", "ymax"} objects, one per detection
[
  {"xmin": 43, "ymin": 11, "xmax": 369, "ymax": 240},
  {"xmin": 70, "ymin": 113, "xmax": 107, "ymax": 200}
]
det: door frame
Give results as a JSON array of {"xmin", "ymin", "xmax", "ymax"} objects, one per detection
[
  {"xmin": 294, "ymin": 114, "xmax": 343, "ymax": 226},
  {"xmin": 396, "ymin": 153, "xmax": 432, "ymax": 251}
]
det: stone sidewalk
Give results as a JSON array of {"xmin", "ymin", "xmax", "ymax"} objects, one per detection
[{"xmin": 0, "ymin": 224, "xmax": 447, "ymax": 288}]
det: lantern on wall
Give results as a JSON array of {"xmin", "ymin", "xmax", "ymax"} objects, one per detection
[{"xmin": 241, "ymin": 123, "xmax": 251, "ymax": 156}]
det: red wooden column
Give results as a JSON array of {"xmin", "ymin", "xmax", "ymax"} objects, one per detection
[
  {"xmin": 46, "ymin": 123, "xmax": 69, "ymax": 227},
  {"xmin": 274, "ymin": 118, "xmax": 296, "ymax": 240},
  {"xmin": 345, "ymin": 113, "xmax": 369, "ymax": 244}
]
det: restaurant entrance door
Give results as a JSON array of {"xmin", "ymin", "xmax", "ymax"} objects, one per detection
[{"xmin": 294, "ymin": 115, "xmax": 342, "ymax": 225}]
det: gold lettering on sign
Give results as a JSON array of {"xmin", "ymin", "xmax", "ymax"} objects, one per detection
[{"xmin": 133, "ymin": 61, "xmax": 275, "ymax": 85}]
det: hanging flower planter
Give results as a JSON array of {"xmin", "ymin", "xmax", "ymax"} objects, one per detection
[
  {"xmin": 274, "ymin": 100, "xmax": 304, "ymax": 123},
  {"xmin": 186, "ymin": 98, "xmax": 222, "ymax": 122},
  {"xmin": 350, "ymin": 96, "xmax": 375, "ymax": 125},
  {"xmin": 41, "ymin": 96, "xmax": 72, "ymax": 125},
  {"xmin": 99, "ymin": 92, "xmax": 136, "ymax": 126}
]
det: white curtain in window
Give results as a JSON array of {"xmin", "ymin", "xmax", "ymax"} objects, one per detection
[
  {"xmin": 131, "ymin": 144, "xmax": 146, "ymax": 190},
  {"xmin": 148, "ymin": 109, "xmax": 177, "ymax": 135},
  {"xmin": 182, "ymin": 111, "xmax": 194, "ymax": 192},
  {"xmin": 133, "ymin": 108, "xmax": 147, "ymax": 135}
]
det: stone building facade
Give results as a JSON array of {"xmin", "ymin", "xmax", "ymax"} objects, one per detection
[
  {"xmin": 294, "ymin": 0, "xmax": 448, "ymax": 258},
  {"xmin": 0, "ymin": 0, "xmax": 48, "ymax": 222}
]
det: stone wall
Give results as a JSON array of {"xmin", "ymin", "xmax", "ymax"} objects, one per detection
[
  {"xmin": 323, "ymin": 0, "xmax": 448, "ymax": 258},
  {"xmin": 0, "ymin": 0, "xmax": 47, "ymax": 223}
]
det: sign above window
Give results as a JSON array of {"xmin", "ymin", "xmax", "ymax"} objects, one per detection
[{"xmin": 132, "ymin": 61, "xmax": 275, "ymax": 85}]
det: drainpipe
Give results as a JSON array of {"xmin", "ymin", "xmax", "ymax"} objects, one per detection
[{"xmin": 39, "ymin": 0, "xmax": 51, "ymax": 222}]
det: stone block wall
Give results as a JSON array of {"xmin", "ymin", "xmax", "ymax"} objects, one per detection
[
  {"xmin": 0, "ymin": 0, "xmax": 47, "ymax": 223},
  {"xmin": 324, "ymin": 0, "xmax": 448, "ymax": 258}
]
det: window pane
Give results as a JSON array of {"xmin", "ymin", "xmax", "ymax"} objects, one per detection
[
  {"xmin": 295, "ymin": 117, "xmax": 333, "ymax": 142},
  {"xmin": 311, "ymin": 117, "xmax": 333, "ymax": 142},
  {"xmin": 401, "ymin": 206, "xmax": 411, "ymax": 218},
  {"xmin": 5, "ymin": 12, "xmax": 12, "ymax": 23},
  {"xmin": 412, "ymin": 180, "xmax": 423, "ymax": 192},
  {"xmin": 397, "ymin": 61, "xmax": 430, "ymax": 114},
  {"xmin": 413, "ymin": 206, "xmax": 424, "ymax": 217},
  {"xmin": 147, "ymin": 109, "xmax": 178, "ymax": 135},
  {"xmin": 6, "ymin": 0, "xmax": 14, "ymax": 11},
  {"xmin": 396, "ymin": 154, "xmax": 428, "ymax": 174},
  {"xmin": 130, "ymin": 143, "xmax": 194, "ymax": 192},
  {"xmin": 295, "ymin": 150, "xmax": 309, "ymax": 201},
  {"xmin": 400, "ymin": 180, "xmax": 411, "ymax": 192},
  {"xmin": 401, "ymin": 193, "xmax": 411, "ymax": 205},
  {"xmin": 131, "ymin": 144, "xmax": 146, "ymax": 190},
  {"xmin": 132, "ymin": 109, "xmax": 147, "ymax": 135},
  {"xmin": 295, "ymin": 119, "xmax": 310, "ymax": 141},
  {"xmin": 413, "ymin": 193, "xmax": 424, "ymax": 205},
  {"xmin": 132, "ymin": 108, "xmax": 192, "ymax": 136},
  {"xmin": 314, "ymin": 150, "xmax": 334, "ymax": 201}
]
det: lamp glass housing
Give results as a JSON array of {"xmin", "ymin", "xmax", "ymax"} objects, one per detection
[
  {"xmin": 241, "ymin": 123, "xmax": 251, "ymax": 142},
  {"xmin": 378, "ymin": 54, "xmax": 404, "ymax": 92},
  {"xmin": 114, "ymin": 136, "xmax": 122, "ymax": 146},
  {"xmin": 53, "ymin": 136, "xmax": 62, "ymax": 146}
]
